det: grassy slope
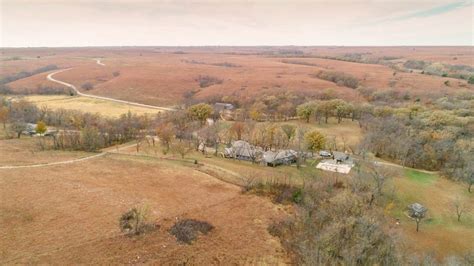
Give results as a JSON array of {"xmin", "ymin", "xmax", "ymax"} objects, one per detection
[{"xmin": 389, "ymin": 170, "xmax": 474, "ymax": 259}]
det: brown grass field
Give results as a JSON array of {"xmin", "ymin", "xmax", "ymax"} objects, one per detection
[
  {"xmin": 21, "ymin": 95, "xmax": 163, "ymax": 118},
  {"xmin": 390, "ymin": 170, "xmax": 474, "ymax": 260},
  {"xmin": 0, "ymin": 132, "xmax": 92, "ymax": 166},
  {"xmin": 0, "ymin": 153, "xmax": 287, "ymax": 264},
  {"xmin": 2, "ymin": 47, "xmax": 473, "ymax": 106}
]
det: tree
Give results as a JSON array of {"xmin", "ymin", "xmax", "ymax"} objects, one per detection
[
  {"xmin": 0, "ymin": 106, "xmax": 9, "ymax": 129},
  {"xmin": 156, "ymin": 122, "xmax": 175, "ymax": 153},
  {"xmin": 11, "ymin": 121, "xmax": 27, "ymax": 138},
  {"xmin": 296, "ymin": 102, "xmax": 314, "ymax": 123},
  {"xmin": 317, "ymin": 100, "xmax": 334, "ymax": 124},
  {"xmin": 36, "ymin": 121, "xmax": 47, "ymax": 135},
  {"xmin": 172, "ymin": 140, "xmax": 192, "ymax": 159},
  {"xmin": 305, "ymin": 130, "xmax": 326, "ymax": 153},
  {"xmin": 81, "ymin": 126, "xmax": 101, "ymax": 152},
  {"xmin": 408, "ymin": 203, "xmax": 427, "ymax": 232},
  {"xmin": 453, "ymin": 197, "xmax": 468, "ymax": 222},
  {"xmin": 281, "ymin": 124, "xmax": 296, "ymax": 144},
  {"xmin": 229, "ymin": 122, "xmax": 245, "ymax": 140},
  {"xmin": 187, "ymin": 103, "xmax": 213, "ymax": 125}
]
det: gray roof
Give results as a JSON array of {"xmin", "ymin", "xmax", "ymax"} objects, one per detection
[
  {"xmin": 333, "ymin": 151, "xmax": 349, "ymax": 161},
  {"xmin": 263, "ymin": 149, "xmax": 297, "ymax": 163},
  {"xmin": 226, "ymin": 140, "xmax": 257, "ymax": 158},
  {"xmin": 214, "ymin": 103, "xmax": 234, "ymax": 110}
]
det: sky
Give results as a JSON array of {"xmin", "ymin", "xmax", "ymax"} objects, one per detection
[{"xmin": 0, "ymin": 0, "xmax": 473, "ymax": 47}]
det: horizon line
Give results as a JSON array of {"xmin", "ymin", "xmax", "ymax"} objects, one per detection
[{"xmin": 2, "ymin": 45, "xmax": 473, "ymax": 49}]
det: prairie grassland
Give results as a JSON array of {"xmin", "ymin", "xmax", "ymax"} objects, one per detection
[{"xmin": 23, "ymin": 95, "xmax": 163, "ymax": 118}]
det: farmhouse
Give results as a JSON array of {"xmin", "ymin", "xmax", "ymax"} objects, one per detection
[
  {"xmin": 263, "ymin": 150, "xmax": 298, "ymax": 167},
  {"xmin": 223, "ymin": 140, "xmax": 259, "ymax": 161}
]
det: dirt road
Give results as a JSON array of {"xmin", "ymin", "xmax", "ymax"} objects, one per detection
[
  {"xmin": 0, "ymin": 143, "xmax": 137, "ymax": 169},
  {"xmin": 95, "ymin": 58, "xmax": 105, "ymax": 66},
  {"xmin": 47, "ymin": 69, "xmax": 175, "ymax": 111}
]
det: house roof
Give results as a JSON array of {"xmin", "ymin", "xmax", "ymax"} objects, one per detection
[
  {"xmin": 214, "ymin": 103, "xmax": 234, "ymax": 110},
  {"xmin": 231, "ymin": 140, "xmax": 256, "ymax": 158},
  {"xmin": 333, "ymin": 151, "xmax": 349, "ymax": 160},
  {"xmin": 263, "ymin": 150, "xmax": 297, "ymax": 163}
]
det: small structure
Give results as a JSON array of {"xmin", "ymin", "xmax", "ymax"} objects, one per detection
[
  {"xmin": 214, "ymin": 102, "xmax": 234, "ymax": 111},
  {"xmin": 223, "ymin": 140, "xmax": 259, "ymax": 161},
  {"xmin": 316, "ymin": 151, "xmax": 354, "ymax": 174},
  {"xmin": 319, "ymin": 150, "xmax": 332, "ymax": 158},
  {"xmin": 24, "ymin": 123, "xmax": 37, "ymax": 135},
  {"xmin": 263, "ymin": 149, "xmax": 297, "ymax": 167},
  {"xmin": 333, "ymin": 151, "xmax": 350, "ymax": 164}
]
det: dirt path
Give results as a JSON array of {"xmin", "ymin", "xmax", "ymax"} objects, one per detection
[
  {"xmin": 0, "ymin": 143, "xmax": 137, "ymax": 169},
  {"xmin": 95, "ymin": 58, "xmax": 105, "ymax": 66},
  {"xmin": 47, "ymin": 69, "xmax": 176, "ymax": 111}
]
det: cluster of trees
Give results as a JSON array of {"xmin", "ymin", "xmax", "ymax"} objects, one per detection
[
  {"xmin": 0, "ymin": 85, "xmax": 75, "ymax": 96},
  {"xmin": 403, "ymin": 60, "xmax": 474, "ymax": 80},
  {"xmin": 359, "ymin": 94, "xmax": 474, "ymax": 191},
  {"xmin": 262, "ymin": 159, "xmax": 472, "ymax": 265},
  {"xmin": 0, "ymin": 64, "xmax": 58, "ymax": 85},
  {"xmin": 0, "ymin": 97, "xmax": 152, "ymax": 152},
  {"xmin": 313, "ymin": 70, "xmax": 359, "ymax": 89},
  {"xmin": 296, "ymin": 99, "xmax": 357, "ymax": 124}
]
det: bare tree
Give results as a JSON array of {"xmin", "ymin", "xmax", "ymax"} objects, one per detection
[
  {"xmin": 408, "ymin": 203, "xmax": 428, "ymax": 232},
  {"xmin": 172, "ymin": 140, "xmax": 193, "ymax": 159},
  {"xmin": 453, "ymin": 197, "xmax": 468, "ymax": 222}
]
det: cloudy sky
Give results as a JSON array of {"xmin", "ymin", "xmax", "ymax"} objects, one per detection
[{"xmin": 1, "ymin": 0, "xmax": 472, "ymax": 47}]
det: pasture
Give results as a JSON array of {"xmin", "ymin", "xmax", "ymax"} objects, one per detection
[{"xmin": 23, "ymin": 95, "xmax": 163, "ymax": 118}]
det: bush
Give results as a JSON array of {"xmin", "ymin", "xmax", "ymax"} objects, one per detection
[
  {"xmin": 196, "ymin": 75, "xmax": 223, "ymax": 88},
  {"xmin": 81, "ymin": 82, "xmax": 94, "ymax": 90},
  {"xmin": 112, "ymin": 71, "xmax": 120, "ymax": 77},
  {"xmin": 244, "ymin": 181, "xmax": 303, "ymax": 205},
  {"xmin": 169, "ymin": 219, "xmax": 214, "ymax": 244},
  {"xmin": 119, "ymin": 206, "xmax": 155, "ymax": 236},
  {"xmin": 468, "ymin": 76, "xmax": 474, "ymax": 84}
]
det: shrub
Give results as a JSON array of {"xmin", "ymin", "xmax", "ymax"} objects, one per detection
[
  {"xmin": 196, "ymin": 75, "xmax": 223, "ymax": 88},
  {"xmin": 169, "ymin": 219, "xmax": 214, "ymax": 244},
  {"xmin": 112, "ymin": 71, "xmax": 120, "ymax": 77},
  {"xmin": 403, "ymin": 60, "xmax": 426, "ymax": 70},
  {"xmin": 245, "ymin": 181, "xmax": 303, "ymax": 205},
  {"xmin": 81, "ymin": 82, "xmax": 94, "ymax": 90},
  {"xmin": 468, "ymin": 76, "xmax": 474, "ymax": 84},
  {"xmin": 119, "ymin": 206, "xmax": 155, "ymax": 236}
]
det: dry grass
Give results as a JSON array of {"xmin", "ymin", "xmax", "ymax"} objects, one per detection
[
  {"xmin": 0, "ymin": 153, "xmax": 286, "ymax": 264},
  {"xmin": 4, "ymin": 47, "xmax": 471, "ymax": 106},
  {"xmin": 388, "ymin": 170, "xmax": 474, "ymax": 259},
  {"xmin": 0, "ymin": 134, "xmax": 92, "ymax": 166},
  {"xmin": 23, "ymin": 95, "xmax": 163, "ymax": 118}
]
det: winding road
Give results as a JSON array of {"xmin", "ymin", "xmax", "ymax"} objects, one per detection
[{"xmin": 47, "ymin": 69, "xmax": 175, "ymax": 111}]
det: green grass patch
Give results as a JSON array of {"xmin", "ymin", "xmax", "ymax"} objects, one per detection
[{"xmin": 405, "ymin": 169, "xmax": 437, "ymax": 185}]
